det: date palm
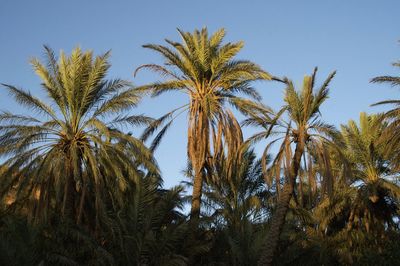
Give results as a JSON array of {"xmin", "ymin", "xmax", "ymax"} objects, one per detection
[
  {"xmin": 0, "ymin": 46, "xmax": 156, "ymax": 229},
  {"xmin": 202, "ymin": 148, "xmax": 269, "ymax": 266},
  {"xmin": 112, "ymin": 173, "xmax": 192, "ymax": 266},
  {"xmin": 135, "ymin": 28, "xmax": 273, "ymax": 222},
  {"xmin": 299, "ymin": 113, "xmax": 400, "ymax": 264},
  {"xmin": 245, "ymin": 68, "xmax": 337, "ymax": 265},
  {"xmin": 338, "ymin": 112, "xmax": 400, "ymax": 232}
]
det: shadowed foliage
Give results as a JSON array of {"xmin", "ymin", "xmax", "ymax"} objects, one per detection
[{"xmin": 202, "ymin": 148, "xmax": 270, "ymax": 266}]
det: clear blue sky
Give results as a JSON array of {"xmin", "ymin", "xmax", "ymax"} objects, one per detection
[{"xmin": 0, "ymin": 0, "xmax": 399, "ymax": 188}]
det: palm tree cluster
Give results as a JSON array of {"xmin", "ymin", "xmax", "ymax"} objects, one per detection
[{"xmin": 0, "ymin": 28, "xmax": 399, "ymax": 265}]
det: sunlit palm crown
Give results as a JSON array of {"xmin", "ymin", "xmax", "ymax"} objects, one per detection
[
  {"xmin": 136, "ymin": 28, "xmax": 272, "ymax": 153},
  {"xmin": 0, "ymin": 47, "xmax": 157, "ymax": 224},
  {"xmin": 340, "ymin": 113, "xmax": 387, "ymax": 181},
  {"xmin": 318, "ymin": 112, "xmax": 400, "ymax": 233},
  {"xmin": 284, "ymin": 69, "xmax": 335, "ymax": 132},
  {"xmin": 338, "ymin": 112, "xmax": 400, "ymax": 198},
  {"xmin": 244, "ymin": 68, "xmax": 337, "ymax": 189},
  {"xmin": 136, "ymin": 27, "xmax": 272, "ymax": 106}
]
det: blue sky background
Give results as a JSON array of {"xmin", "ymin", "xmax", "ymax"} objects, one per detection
[{"xmin": 0, "ymin": 0, "xmax": 399, "ymax": 188}]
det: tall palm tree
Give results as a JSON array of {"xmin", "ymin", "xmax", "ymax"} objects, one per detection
[
  {"xmin": 0, "ymin": 46, "xmax": 157, "ymax": 229},
  {"xmin": 245, "ymin": 68, "xmax": 337, "ymax": 265},
  {"xmin": 135, "ymin": 28, "xmax": 273, "ymax": 222}
]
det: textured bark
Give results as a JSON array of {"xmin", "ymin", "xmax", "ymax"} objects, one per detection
[
  {"xmin": 188, "ymin": 106, "xmax": 208, "ymax": 223},
  {"xmin": 62, "ymin": 157, "xmax": 79, "ymax": 222},
  {"xmin": 258, "ymin": 182, "xmax": 294, "ymax": 266},
  {"xmin": 190, "ymin": 169, "xmax": 204, "ymax": 223},
  {"xmin": 76, "ymin": 185, "xmax": 86, "ymax": 225},
  {"xmin": 298, "ymin": 174, "xmax": 304, "ymax": 207},
  {"xmin": 258, "ymin": 136, "xmax": 305, "ymax": 266}
]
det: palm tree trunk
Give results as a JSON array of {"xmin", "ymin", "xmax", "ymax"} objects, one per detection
[
  {"xmin": 188, "ymin": 107, "xmax": 208, "ymax": 224},
  {"xmin": 298, "ymin": 173, "xmax": 304, "ymax": 207},
  {"xmin": 62, "ymin": 169, "xmax": 76, "ymax": 221},
  {"xmin": 258, "ymin": 181, "xmax": 294, "ymax": 266},
  {"xmin": 258, "ymin": 138, "xmax": 305, "ymax": 266},
  {"xmin": 190, "ymin": 168, "xmax": 203, "ymax": 223},
  {"xmin": 62, "ymin": 158, "xmax": 77, "ymax": 222},
  {"xmin": 76, "ymin": 185, "xmax": 86, "ymax": 225}
]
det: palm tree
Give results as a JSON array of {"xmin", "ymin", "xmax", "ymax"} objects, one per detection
[
  {"xmin": 337, "ymin": 112, "xmax": 400, "ymax": 232},
  {"xmin": 0, "ymin": 46, "xmax": 157, "ymax": 230},
  {"xmin": 265, "ymin": 113, "xmax": 400, "ymax": 265},
  {"xmin": 245, "ymin": 68, "xmax": 337, "ymax": 265},
  {"xmin": 202, "ymin": 148, "xmax": 270, "ymax": 266},
  {"xmin": 135, "ymin": 28, "xmax": 273, "ymax": 222},
  {"xmin": 111, "ymin": 173, "xmax": 194, "ymax": 266},
  {"xmin": 299, "ymin": 113, "xmax": 400, "ymax": 264}
]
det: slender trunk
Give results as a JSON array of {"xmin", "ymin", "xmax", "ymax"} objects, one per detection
[
  {"xmin": 62, "ymin": 156, "xmax": 79, "ymax": 222},
  {"xmin": 190, "ymin": 168, "xmax": 203, "ymax": 223},
  {"xmin": 298, "ymin": 174, "xmax": 304, "ymax": 207},
  {"xmin": 258, "ymin": 137, "xmax": 305, "ymax": 266},
  {"xmin": 76, "ymin": 185, "xmax": 86, "ymax": 225},
  {"xmin": 188, "ymin": 106, "xmax": 208, "ymax": 224},
  {"xmin": 307, "ymin": 154, "xmax": 316, "ymax": 205},
  {"xmin": 275, "ymin": 173, "xmax": 281, "ymax": 199},
  {"xmin": 62, "ymin": 164, "xmax": 76, "ymax": 221},
  {"xmin": 258, "ymin": 181, "xmax": 294, "ymax": 266}
]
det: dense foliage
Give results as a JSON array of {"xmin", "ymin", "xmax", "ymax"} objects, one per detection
[{"xmin": 0, "ymin": 28, "xmax": 399, "ymax": 265}]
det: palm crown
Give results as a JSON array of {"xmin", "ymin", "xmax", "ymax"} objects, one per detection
[
  {"xmin": 337, "ymin": 113, "xmax": 400, "ymax": 231},
  {"xmin": 0, "ymin": 46, "xmax": 157, "ymax": 227}
]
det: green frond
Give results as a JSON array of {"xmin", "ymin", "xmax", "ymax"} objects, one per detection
[
  {"xmin": 1, "ymin": 84, "xmax": 59, "ymax": 122},
  {"xmin": 93, "ymin": 87, "xmax": 141, "ymax": 117},
  {"xmin": 370, "ymin": 76, "xmax": 400, "ymax": 86}
]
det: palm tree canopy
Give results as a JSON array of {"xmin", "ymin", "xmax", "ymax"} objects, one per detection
[
  {"xmin": 320, "ymin": 113, "xmax": 400, "ymax": 235},
  {"xmin": 0, "ymin": 46, "xmax": 157, "ymax": 225},
  {"xmin": 135, "ymin": 27, "xmax": 272, "ymax": 98},
  {"xmin": 136, "ymin": 27, "xmax": 274, "ymax": 149},
  {"xmin": 339, "ymin": 113, "xmax": 389, "ymax": 182}
]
